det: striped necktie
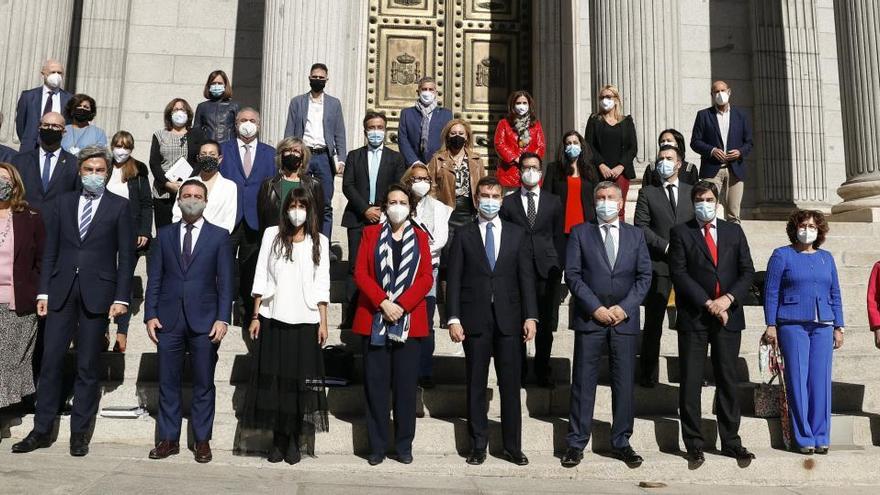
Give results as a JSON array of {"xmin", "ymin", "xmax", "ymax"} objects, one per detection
[{"xmin": 79, "ymin": 193, "xmax": 97, "ymax": 240}]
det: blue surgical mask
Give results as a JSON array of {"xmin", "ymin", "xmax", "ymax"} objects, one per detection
[
  {"xmin": 478, "ymin": 198, "xmax": 501, "ymax": 219},
  {"xmin": 694, "ymin": 201, "xmax": 716, "ymax": 222},
  {"xmin": 656, "ymin": 159, "xmax": 676, "ymax": 179},
  {"xmin": 209, "ymin": 83, "xmax": 225, "ymax": 98},
  {"xmin": 595, "ymin": 200, "xmax": 619, "ymax": 222},
  {"xmin": 564, "ymin": 144, "xmax": 581, "ymax": 160},
  {"xmin": 81, "ymin": 173, "xmax": 106, "ymax": 194},
  {"xmin": 367, "ymin": 130, "xmax": 385, "ymax": 148}
]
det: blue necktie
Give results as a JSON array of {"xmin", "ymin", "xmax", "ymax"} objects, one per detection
[
  {"xmin": 79, "ymin": 193, "xmax": 96, "ymax": 240},
  {"xmin": 42, "ymin": 152, "xmax": 53, "ymax": 190},
  {"xmin": 485, "ymin": 222, "xmax": 496, "ymax": 270},
  {"xmin": 368, "ymin": 149, "xmax": 380, "ymax": 204}
]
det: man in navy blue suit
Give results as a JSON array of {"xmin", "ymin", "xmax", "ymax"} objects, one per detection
[
  {"xmin": 12, "ymin": 146, "xmax": 134, "ymax": 457},
  {"xmin": 15, "ymin": 59, "xmax": 72, "ymax": 151},
  {"xmin": 690, "ymin": 80, "xmax": 753, "ymax": 224},
  {"xmin": 11, "ymin": 112, "xmax": 79, "ymax": 215},
  {"xmin": 561, "ymin": 181, "xmax": 652, "ymax": 469},
  {"xmin": 397, "ymin": 77, "xmax": 453, "ymax": 167},
  {"xmin": 144, "ymin": 179, "xmax": 234, "ymax": 464},
  {"xmin": 219, "ymin": 108, "xmax": 276, "ymax": 327}
]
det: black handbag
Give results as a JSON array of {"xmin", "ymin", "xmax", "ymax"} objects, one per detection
[{"xmin": 322, "ymin": 345, "xmax": 354, "ymax": 387}]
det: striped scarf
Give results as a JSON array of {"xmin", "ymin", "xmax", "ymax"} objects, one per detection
[
  {"xmin": 416, "ymin": 99, "xmax": 437, "ymax": 156},
  {"xmin": 370, "ymin": 221, "xmax": 421, "ymax": 345}
]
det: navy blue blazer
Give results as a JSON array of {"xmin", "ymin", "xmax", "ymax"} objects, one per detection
[
  {"xmin": 40, "ymin": 191, "xmax": 135, "ymax": 313},
  {"xmin": 0, "ymin": 144, "xmax": 16, "ymax": 163},
  {"xmin": 565, "ymin": 221, "xmax": 653, "ymax": 334},
  {"xmin": 284, "ymin": 92, "xmax": 347, "ymax": 163},
  {"xmin": 11, "ymin": 148, "xmax": 80, "ymax": 215},
  {"xmin": 219, "ymin": 139, "xmax": 277, "ymax": 231},
  {"xmin": 15, "ymin": 87, "xmax": 72, "ymax": 151},
  {"xmin": 144, "ymin": 220, "xmax": 234, "ymax": 333},
  {"xmin": 397, "ymin": 105, "xmax": 453, "ymax": 166},
  {"xmin": 763, "ymin": 246, "xmax": 844, "ymax": 327},
  {"xmin": 690, "ymin": 106, "xmax": 753, "ymax": 181}
]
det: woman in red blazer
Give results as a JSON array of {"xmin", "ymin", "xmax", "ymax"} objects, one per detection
[
  {"xmin": 0, "ymin": 162, "xmax": 46, "ymax": 410},
  {"xmin": 867, "ymin": 261, "xmax": 880, "ymax": 349},
  {"xmin": 353, "ymin": 183, "xmax": 433, "ymax": 466},
  {"xmin": 494, "ymin": 90, "xmax": 546, "ymax": 190}
]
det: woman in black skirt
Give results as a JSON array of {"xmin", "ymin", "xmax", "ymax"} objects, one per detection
[{"xmin": 240, "ymin": 186, "xmax": 330, "ymax": 464}]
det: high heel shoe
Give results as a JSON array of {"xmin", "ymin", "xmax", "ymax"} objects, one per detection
[
  {"xmin": 285, "ymin": 437, "xmax": 301, "ymax": 465},
  {"xmin": 268, "ymin": 432, "xmax": 288, "ymax": 463}
]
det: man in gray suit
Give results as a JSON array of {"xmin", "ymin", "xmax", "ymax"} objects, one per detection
[
  {"xmin": 284, "ymin": 62, "xmax": 347, "ymax": 241},
  {"xmin": 634, "ymin": 144, "xmax": 695, "ymax": 387}
]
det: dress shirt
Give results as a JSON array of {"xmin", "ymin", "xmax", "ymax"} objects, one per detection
[
  {"xmin": 39, "ymin": 147, "xmax": 60, "ymax": 180},
  {"xmin": 478, "ymin": 214, "xmax": 501, "ymax": 261},
  {"xmin": 40, "ymin": 85, "xmax": 61, "ymax": 115},
  {"xmin": 697, "ymin": 216, "xmax": 718, "ymax": 244},
  {"xmin": 106, "ymin": 165, "xmax": 129, "ymax": 200},
  {"xmin": 664, "ymin": 178, "xmax": 679, "ymax": 206},
  {"xmin": 367, "ymin": 144, "xmax": 383, "ymax": 204},
  {"xmin": 237, "ymin": 137, "xmax": 258, "ymax": 168},
  {"xmin": 303, "ymin": 94, "xmax": 326, "ymax": 148},
  {"xmin": 519, "ymin": 185, "xmax": 541, "ymax": 214},
  {"xmin": 170, "ymin": 173, "xmax": 238, "ymax": 233},
  {"xmin": 716, "ymin": 106, "xmax": 731, "ymax": 152},
  {"xmin": 179, "ymin": 217, "xmax": 205, "ymax": 252},
  {"xmin": 598, "ymin": 218, "xmax": 620, "ymax": 247}
]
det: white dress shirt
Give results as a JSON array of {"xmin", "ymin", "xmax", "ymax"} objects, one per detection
[
  {"xmin": 478, "ymin": 214, "xmax": 502, "ymax": 261},
  {"xmin": 519, "ymin": 185, "xmax": 540, "ymax": 214},
  {"xmin": 171, "ymin": 173, "xmax": 238, "ymax": 233},
  {"xmin": 236, "ymin": 138, "xmax": 259, "ymax": 167},
  {"xmin": 39, "ymin": 147, "xmax": 60, "ymax": 181},
  {"xmin": 664, "ymin": 178, "xmax": 679, "ymax": 205},
  {"xmin": 179, "ymin": 217, "xmax": 205, "ymax": 252},
  {"xmin": 598, "ymin": 218, "xmax": 620, "ymax": 247},
  {"xmin": 716, "ymin": 107, "xmax": 731, "ymax": 152},
  {"xmin": 697, "ymin": 216, "xmax": 718, "ymax": 244},
  {"xmin": 303, "ymin": 94, "xmax": 326, "ymax": 148},
  {"xmin": 106, "ymin": 165, "xmax": 129, "ymax": 200},
  {"xmin": 40, "ymin": 85, "xmax": 61, "ymax": 115}
]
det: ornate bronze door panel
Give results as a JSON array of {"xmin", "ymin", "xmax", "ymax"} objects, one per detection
[{"xmin": 367, "ymin": 0, "xmax": 531, "ymax": 167}]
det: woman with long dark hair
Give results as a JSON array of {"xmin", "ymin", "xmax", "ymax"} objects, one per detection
[
  {"xmin": 642, "ymin": 128, "xmax": 699, "ymax": 187},
  {"xmin": 239, "ymin": 186, "xmax": 330, "ymax": 465},
  {"xmin": 494, "ymin": 90, "xmax": 546, "ymax": 191},
  {"xmin": 544, "ymin": 130, "xmax": 599, "ymax": 235}
]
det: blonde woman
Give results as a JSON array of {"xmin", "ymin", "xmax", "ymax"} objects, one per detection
[
  {"xmin": 584, "ymin": 84, "xmax": 637, "ymax": 220},
  {"xmin": 426, "ymin": 118, "xmax": 485, "ymax": 233}
]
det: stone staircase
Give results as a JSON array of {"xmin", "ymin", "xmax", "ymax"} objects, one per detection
[{"xmin": 7, "ymin": 180, "xmax": 880, "ymax": 477}]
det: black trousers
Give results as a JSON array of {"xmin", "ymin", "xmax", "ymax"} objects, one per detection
[
  {"xmin": 344, "ymin": 226, "xmax": 365, "ymax": 324},
  {"xmin": 362, "ymin": 336, "xmax": 421, "ymax": 457},
  {"xmin": 521, "ymin": 269, "xmax": 562, "ymax": 382},
  {"xmin": 153, "ymin": 196, "xmax": 176, "ymax": 230},
  {"xmin": 34, "ymin": 277, "xmax": 107, "ymax": 434},
  {"xmin": 639, "ymin": 273, "xmax": 672, "ymax": 383},
  {"xmin": 678, "ymin": 324, "xmax": 743, "ymax": 451},
  {"xmin": 464, "ymin": 307, "xmax": 522, "ymax": 453},
  {"xmin": 231, "ymin": 221, "xmax": 261, "ymax": 317}
]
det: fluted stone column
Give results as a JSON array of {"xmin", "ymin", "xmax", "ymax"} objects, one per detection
[
  {"xmin": 0, "ymin": 0, "xmax": 75, "ymax": 149},
  {"xmin": 831, "ymin": 0, "xmax": 880, "ymax": 221},
  {"xmin": 589, "ymin": 0, "xmax": 681, "ymax": 177},
  {"xmin": 533, "ymin": 0, "xmax": 579, "ymax": 153},
  {"xmin": 260, "ymin": 0, "xmax": 369, "ymax": 148},
  {"xmin": 750, "ymin": 0, "xmax": 828, "ymax": 216},
  {"xmin": 72, "ymin": 0, "xmax": 132, "ymax": 133}
]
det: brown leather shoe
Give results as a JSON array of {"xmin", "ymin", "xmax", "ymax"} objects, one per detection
[
  {"xmin": 149, "ymin": 440, "xmax": 180, "ymax": 459},
  {"xmin": 194, "ymin": 441, "xmax": 212, "ymax": 463}
]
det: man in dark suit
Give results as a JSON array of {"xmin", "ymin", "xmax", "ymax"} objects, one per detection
[
  {"xmin": 144, "ymin": 179, "xmax": 234, "ymax": 464},
  {"xmin": 669, "ymin": 180, "xmax": 756, "ymax": 466},
  {"xmin": 341, "ymin": 111, "xmax": 406, "ymax": 327},
  {"xmin": 11, "ymin": 112, "xmax": 79, "ymax": 215},
  {"xmin": 15, "ymin": 59, "xmax": 72, "ymax": 151},
  {"xmin": 446, "ymin": 175, "xmax": 538, "ymax": 467},
  {"xmin": 397, "ymin": 76, "xmax": 453, "ymax": 167},
  {"xmin": 284, "ymin": 62, "xmax": 347, "ymax": 239},
  {"xmin": 499, "ymin": 152, "xmax": 564, "ymax": 388},
  {"xmin": 633, "ymin": 145, "xmax": 695, "ymax": 387},
  {"xmin": 12, "ymin": 146, "xmax": 134, "ymax": 457},
  {"xmin": 219, "ymin": 108, "xmax": 276, "ymax": 326},
  {"xmin": 561, "ymin": 181, "xmax": 652, "ymax": 468},
  {"xmin": 0, "ymin": 112, "xmax": 18, "ymax": 162},
  {"xmin": 690, "ymin": 80, "xmax": 753, "ymax": 224}
]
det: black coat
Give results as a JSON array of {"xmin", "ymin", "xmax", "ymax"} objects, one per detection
[
  {"xmin": 256, "ymin": 173, "xmax": 327, "ymax": 233},
  {"xmin": 633, "ymin": 181, "xmax": 694, "ymax": 276},
  {"xmin": 584, "ymin": 114, "xmax": 638, "ymax": 179},
  {"xmin": 120, "ymin": 160, "xmax": 154, "ymax": 239},
  {"xmin": 543, "ymin": 161, "xmax": 597, "ymax": 226},
  {"xmin": 11, "ymin": 148, "xmax": 79, "ymax": 215},
  {"xmin": 341, "ymin": 146, "xmax": 406, "ymax": 229},
  {"xmin": 499, "ymin": 189, "xmax": 565, "ymax": 277}
]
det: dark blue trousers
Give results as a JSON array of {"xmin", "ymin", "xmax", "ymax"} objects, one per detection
[
  {"xmin": 362, "ymin": 336, "xmax": 420, "ymax": 457},
  {"xmin": 778, "ymin": 322, "xmax": 834, "ymax": 448},
  {"xmin": 156, "ymin": 308, "xmax": 219, "ymax": 443},
  {"xmin": 308, "ymin": 151, "xmax": 334, "ymax": 239},
  {"xmin": 567, "ymin": 328, "xmax": 638, "ymax": 451}
]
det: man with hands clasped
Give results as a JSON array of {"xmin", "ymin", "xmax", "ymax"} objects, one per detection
[
  {"xmin": 561, "ymin": 181, "xmax": 652, "ymax": 469},
  {"xmin": 446, "ymin": 175, "xmax": 538, "ymax": 467},
  {"xmin": 144, "ymin": 179, "xmax": 234, "ymax": 464}
]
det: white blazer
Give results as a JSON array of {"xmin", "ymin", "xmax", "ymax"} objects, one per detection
[
  {"xmin": 251, "ymin": 227, "xmax": 331, "ymax": 325},
  {"xmin": 414, "ymin": 195, "xmax": 452, "ymax": 265},
  {"xmin": 172, "ymin": 173, "xmax": 238, "ymax": 233}
]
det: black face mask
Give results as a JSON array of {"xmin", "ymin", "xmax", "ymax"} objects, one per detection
[
  {"xmin": 309, "ymin": 78, "xmax": 326, "ymax": 93},
  {"xmin": 446, "ymin": 135, "xmax": 466, "ymax": 150},
  {"xmin": 198, "ymin": 156, "xmax": 220, "ymax": 172},
  {"xmin": 281, "ymin": 154, "xmax": 303, "ymax": 172},
  {"xmin": 39, "ymin": 127, "xmax": 63, "ymax": 147},
  {"xmin": 71, "ymin": 108, "xmax": 93, "ymax": 123}
]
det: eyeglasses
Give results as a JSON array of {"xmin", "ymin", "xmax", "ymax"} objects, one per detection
[
  {"xmin": 39, "ymin": 124, "xmax": 64, "ymax": 131},
  {"xmin": 411, "ymin": 177, "xmax": 430, "ymax": 183}
]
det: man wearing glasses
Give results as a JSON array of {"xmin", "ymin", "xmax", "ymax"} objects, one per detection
[{"xmin": 11, "ymin": 111, "xmax": 80, "ymax": 214}]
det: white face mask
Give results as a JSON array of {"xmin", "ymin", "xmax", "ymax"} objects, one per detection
[
  {"xmin": 112, "ymin": 147, "xmax": 131, "ymax": 163},
  {"xmin": 797, "ymin": 227, "xmax": 818, "ymax": 245},
  {"xmin": 514, "ymin": 103, "xmax": 529, "ymax": 116},
  {"xmin": 600, "ymin": 97, "xmax": 615, "ymax": 112},
  {"xmin": 595, "ymin": 200, "xmax": 619, "ymax": 222},
  {"xmin": 656, "ymin": 159, "xmax": 676, "ymax": 179},
  {"xmin": 521, "ymin": 168, "xmax": 541, "ymax": 187},
  {"xmin": 659, "ymin": 140, "xmax": 677, "ymax": 148},
  {"xmin": 714, "ymin": 90, "xmax": 730, "ymax": 106},
  {"xmin": 171, "ymin": 110, "xmax": 188, "ymax": 127},
  {"xmin": 386, "ymin": 204, "xmax": 410, "ymax": 225},
  {"xmin": 411, "ymin": 181, "xmax": 431, "ymax": 198},
  {"xmin": 288, "ymin": 208, "xmax": 307, "ymax": 227},
  {"xmin": 45, "ymin": 73, "xmax": 63, "ymax": 89},
  {"xmin": 238, "ymin": 121, "xmax": 258, "ymax": 139},
  {"xmin": 419, "ymin": 91, "xmax": 435, "ymax": 105}
]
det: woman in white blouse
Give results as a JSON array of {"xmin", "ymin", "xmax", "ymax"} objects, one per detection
[
  {"xmin": 238, "ymin": 186, "xmax": 330, "ymax": 465},
  {"xmin": 171, "ymin": 140, "xmax": 237, "ymax": 233}
]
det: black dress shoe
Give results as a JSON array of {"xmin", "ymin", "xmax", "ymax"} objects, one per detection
[
  {"xmin": 721, "ymin": 445, "xmax": 756, "ymax": 462},
  {"xmin": 367, "ymin": 454, "xmax": 384, "ymax": 466},
  {"xmin": 686, "ymin": 448, "xmax": 705, "ymax": 467},
  {"xmin": 395, "ymin": 453, "xmax": 413, "ymax": 464},
  {"xmin": 503, "ymin": 449, "xmax": 529, "ymax": 466},
  {"xmin": 267, "ymin": 446, "xmax": 284, "ymax": 463},
  {"xmin": 11, "ymin": 430, "xmax": 51, "ymax": 453},
  {"xmin": 69, "ymin": 432, "xmax": 89, "ymax": 457},
  {"xmin": 466, "ymin": 449, "xmax": 487, "ymax": 465},
  {"xmin": 611, "ymin": 446, "xmax": 643, "ymax": 467},
  {"xmin": 560, "ymin": 447, "xmax": 584, "ymax": 468},
  {"xmin": 815, "ymin": 446, "xmax": 829, "ymax": 455}
]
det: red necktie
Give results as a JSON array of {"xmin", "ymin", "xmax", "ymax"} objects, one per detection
[{"xmin": 704, "ymin": 224, "xmax": 720, "ymax": 297}]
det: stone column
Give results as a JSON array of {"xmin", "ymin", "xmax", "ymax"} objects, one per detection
[
  {"xmin": 750, "ymin": 0, "xmax": 828, "ymax": 216},
  {"xmin": 589, "ymin": 0, "xmax": 681, "ymax": 177},
  {"xmin": 831, "ymin": 0, "xmax": 880, "ymax": 221},
  {"xmin": 0, "ymin": 0, "xmax": 76, "ymax": 149},
  {"xmin": 260, "ymin": 0, "xmax": 369, "ymax": 148},
  {"xmin": 72, "ymin": 0, "xmax": 132, "ymax": 134},
  {"xmin": 532, "ymin": 0, "xmax": 578, "ymax": 154}
]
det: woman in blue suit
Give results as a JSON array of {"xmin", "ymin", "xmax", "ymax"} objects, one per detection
[{"xmin": 763, "ymin": 210, "xmax": 844, "ymax": 455}]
